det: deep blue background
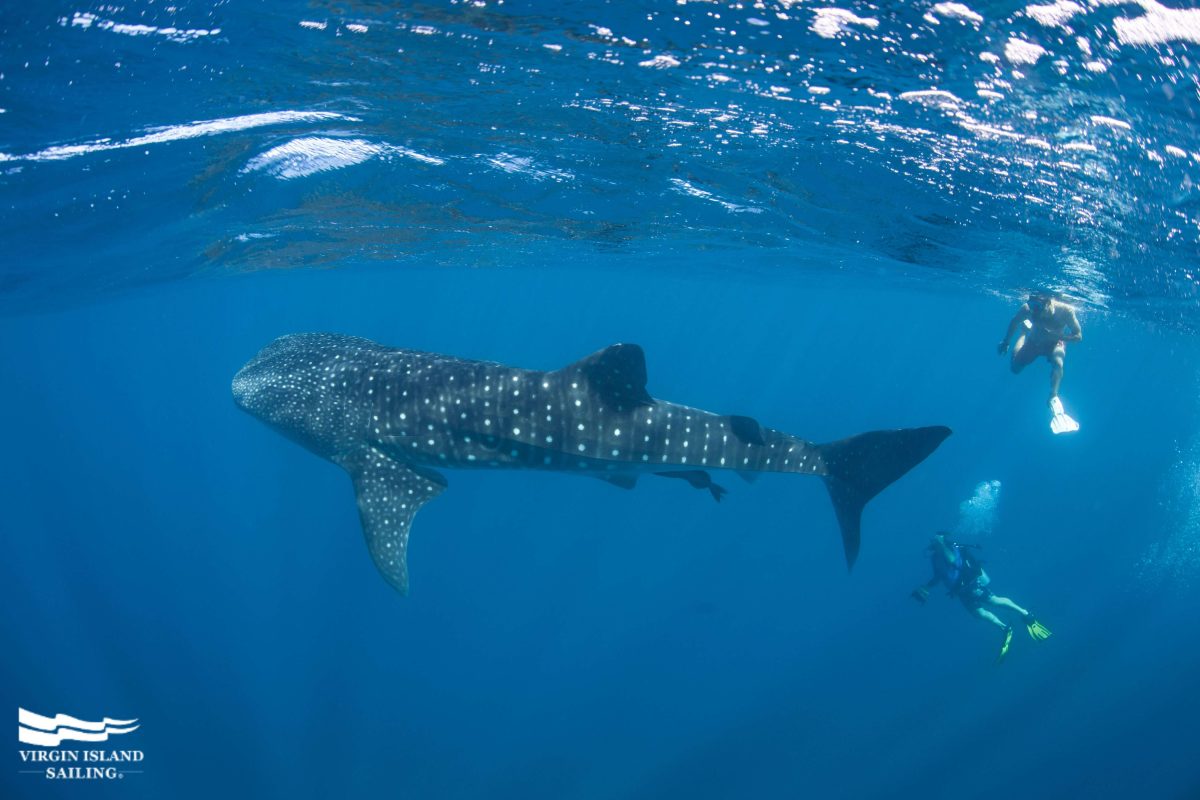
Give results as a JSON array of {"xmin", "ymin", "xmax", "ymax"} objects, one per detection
[
  {"xmin": 3, "ymin": 264, "xmax": 1198, "ymax": 799},
  {"xmin": 4, "ymin": 0, "xmax": 1200, "ymax": 796}
]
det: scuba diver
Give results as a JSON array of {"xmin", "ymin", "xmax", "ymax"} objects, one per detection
[
  {"xmin": 911, "ymin": 532, "xmax": 1051, "ymax": 663},
  {"xmin": 997, "ymin": 291, "xmax": 1082, "ymax": 434}
]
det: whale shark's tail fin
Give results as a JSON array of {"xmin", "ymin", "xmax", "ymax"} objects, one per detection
[{"xmin": 816, "ymin": 426, "xmax": 951, "ymax": 570}]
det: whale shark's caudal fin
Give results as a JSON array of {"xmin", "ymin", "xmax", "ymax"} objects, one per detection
[
  {"xmin": 340, "ymin": 447, "xmax": 447, "ymax": 595},
  {"xmin": 816, "ymin": 426, "xmax": 951, "ymax": 569}
]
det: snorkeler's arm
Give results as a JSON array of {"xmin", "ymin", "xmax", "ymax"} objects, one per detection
[
  {"xmin": 1061, "ymin": 307, "xmax": 1082, "ymax": 343},
  {"xmin": 997, "ymin": 304, "xmax": 1031, "ymax": 354}
]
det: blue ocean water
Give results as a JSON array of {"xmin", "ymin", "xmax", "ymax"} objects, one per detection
[{"xmin": 3, "ymin": 2, "xmax": 1200, "ymax": 798}]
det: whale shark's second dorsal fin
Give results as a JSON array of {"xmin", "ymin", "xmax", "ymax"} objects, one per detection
[
  {"xmin": 561, "ymin": 343, "xmax": 654, "ymax": 410},
  {"xmin": 339, "ymin": 447, "xmax": 446, "ymax": 596},
  {"xmin": 726, "ymin": 415, "xmax": 767, "ymax": 445}
]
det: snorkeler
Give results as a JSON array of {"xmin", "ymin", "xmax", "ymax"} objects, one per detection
[
  {"xmin": 911, "ymin": 533, "xmax": 1051, "ymax": 663},
  {"xmin": 997, "ymin": 291, "xmax": 1082, "ymax": 434}
]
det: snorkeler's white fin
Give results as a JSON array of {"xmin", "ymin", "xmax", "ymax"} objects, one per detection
[{"xmin": 1049, "ymin": 397, "xmax": 1079, "ymax": 435}]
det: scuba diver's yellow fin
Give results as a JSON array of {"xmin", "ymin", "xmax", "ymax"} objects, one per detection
[
  {"xmin": 1026, "ymin": 618, "xmax": 1052, "ymax": 640},
  {"xmin": 995, "ymin": 627, "xmax": 1013, "ymax": 664}
]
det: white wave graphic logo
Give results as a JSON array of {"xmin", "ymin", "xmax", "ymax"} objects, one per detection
[{"xmin": 18, "ymin": 708, "xmax": 139, "ymax": 747}]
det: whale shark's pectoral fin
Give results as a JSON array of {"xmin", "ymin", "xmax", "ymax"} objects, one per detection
[
  {"xmin": 342, "ymin": 448, "xmax": 446, "ymax": 596},
  {"xmin": 562, "ymin": 343, "xmax": 655, "ymax": 411},
  {"xmin": 654, "ymin": 470, "xmax": 728, "ymax": 503}
]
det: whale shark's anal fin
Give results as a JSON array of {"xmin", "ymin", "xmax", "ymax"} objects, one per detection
[
  {"xmin": 596, "ymin": 474, "xmax": 639, "ymax": 490},
  {"xmin": 654, "ymin": 470, "xmax": 728, "ymax": 502},
  {"xmin": 341, "ymin": 448, "xmax": 446, "ymax": 596},
  {"xmin": 561, "ymin": 343, "xmax": 654, "ymax": 411},
  {"xmin": 816, "ymin": 426, "xmax": 951, "ymax": 569}
]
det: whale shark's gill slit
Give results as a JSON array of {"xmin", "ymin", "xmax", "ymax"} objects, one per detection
[{"xmin": 342, "ymin": 447, "xmax": 446, "ymax": 596}]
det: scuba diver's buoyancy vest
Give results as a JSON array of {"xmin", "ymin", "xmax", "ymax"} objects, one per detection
[{"xmin": 948, "ymin": 544, "xmax": 987, "ymax": 596}]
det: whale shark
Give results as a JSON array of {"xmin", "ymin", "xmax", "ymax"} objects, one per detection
[{"xmin": 232, "ymin": 333, "xmax": 950, "ymax": 595}]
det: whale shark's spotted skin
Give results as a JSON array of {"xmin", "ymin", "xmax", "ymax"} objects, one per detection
[{"xmin": 233, "ymin": 333, "xmax": 950, "ymax": 595}]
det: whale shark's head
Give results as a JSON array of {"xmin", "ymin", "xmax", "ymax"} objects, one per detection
[
  {"xmin": 231, "ymin": 346, "xmax": 309, "ymax": 431},
  {"xmin": 230, "ymin": 359, "xmax": 273, "ymax": 418},
  {"xmin": 232, "ymin": 333, "xmax": 372, "ymax": 457}
]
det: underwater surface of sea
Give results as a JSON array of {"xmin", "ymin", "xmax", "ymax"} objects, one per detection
[{"xmin": 2, "ymin": 1, "xmax": 1200, "ymax": 798}]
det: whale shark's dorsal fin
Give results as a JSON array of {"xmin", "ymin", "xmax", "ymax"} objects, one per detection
[
  {"xmin": 339, "ymin": 447, "xmax": 446, "ymax": 596},
  {"xmin": 560, "ymin": 344, "xmax": 654, "ymax": 411}
]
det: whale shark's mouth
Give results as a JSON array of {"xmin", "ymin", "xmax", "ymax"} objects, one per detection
[
  {"xmin": 230, "ymin": 366, "xmax": 254, "ymax": 411},
  {"xmin": 231, "ymin": 362, "xmax": 276, "ymax": 419}
]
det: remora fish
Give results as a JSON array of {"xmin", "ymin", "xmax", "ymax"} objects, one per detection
[{"xmin": 232, "ymin": 334, "xmax": 950, "ymax": 594}]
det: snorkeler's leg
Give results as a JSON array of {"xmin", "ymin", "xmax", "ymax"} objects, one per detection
[
  {"xmin": 1048, "ymin": 344, "xmax": 1065, "ymax": 402},
  {"xmin": 1010, "ymin": 335, "xmax": 1033, "ymax": 374}
]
